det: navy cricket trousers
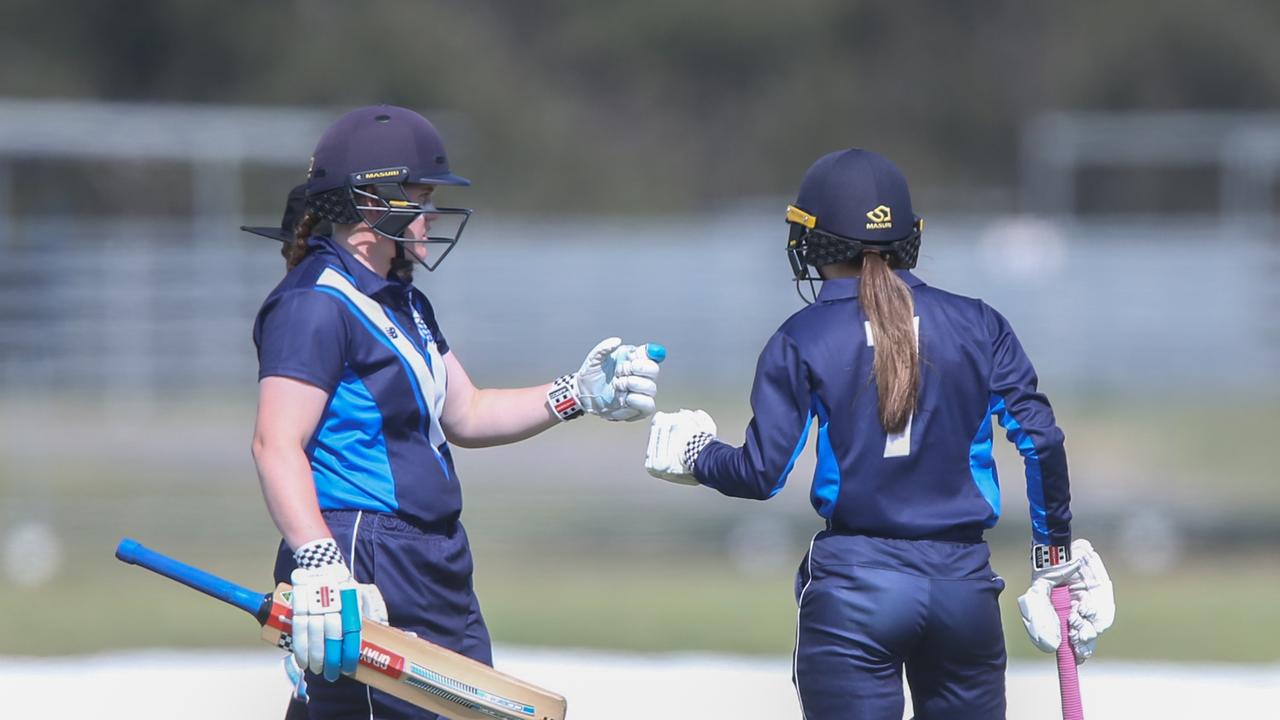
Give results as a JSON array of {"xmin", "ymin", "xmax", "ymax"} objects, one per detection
[
  {"xmin": 274, "ymin": 510, "xmax": 493, "ymax": 720},
  {"xmin": 793, "ymin": 532, "xmax": 1007, "ymax": 720}
]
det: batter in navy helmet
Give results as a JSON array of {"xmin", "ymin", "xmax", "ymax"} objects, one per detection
[
  {"xmin": 252, "ymin": 105, "xmax": 666, "ymax": 719},
  {"xmin": 645, "ymin": 149, "xmax": 1116, "ymax": 719}
]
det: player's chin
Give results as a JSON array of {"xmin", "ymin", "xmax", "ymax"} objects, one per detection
[{"xmin": 403, "ymin": 242, "xmax": 430, "ymax": 264}]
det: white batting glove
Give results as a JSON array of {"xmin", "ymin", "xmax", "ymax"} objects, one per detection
[
  {"xmin": 547, "ymin": 337, "xmax": 663, "ymax": 422},
  {"xmin": 289, "ymin": 538, "xmax": 388, "ymax": 681},
  {"xmin": 645, "ymin": 409, "xmax": 718, "ymax": 485},
  {"xmin": 1017, "ymin": 538, "xmax": 1114, "ymax": 662}
]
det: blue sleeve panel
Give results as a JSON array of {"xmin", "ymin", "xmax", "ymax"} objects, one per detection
[
  {"xmin": 695, "ymin": 331, "xmax": 814, "ymax": 500},
  {"xmin": 985, "ymin": 306, "xmax": 1071, "ymax": 546}
]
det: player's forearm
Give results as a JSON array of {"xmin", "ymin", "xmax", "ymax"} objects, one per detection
[
  {"xmin": 696, "ymin": 438, "xmax": 786, "ymax": 500},
  {"xmin": 251, "ymin": 439, "xmax": 331, "ymax": 550},
  {"xmin": 443, "ymin": 384, "xmax": 560, "ymax": 448}
]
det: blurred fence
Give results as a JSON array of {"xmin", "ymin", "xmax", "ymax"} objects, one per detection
[
  {"xmin": 0, "ymin": 100, "xmax": 1275, "ymax": 398},
  {"xmin": 0, "ymin": 213, "xmax": 1275, "ymax": 399}
]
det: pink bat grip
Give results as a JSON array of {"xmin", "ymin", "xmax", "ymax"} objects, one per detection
[{"xmin": 1051, "ymin": 585, "xmax": 1084, "ymax": 720}]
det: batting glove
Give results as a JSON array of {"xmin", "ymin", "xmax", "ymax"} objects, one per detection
[
  {"xmin": 1017, "ymin": 538, "xmax": 1114, "ymax": 662},
  {"xmin": 289, "ymin": 538, "xmax": 388, "ymax": 681},
  {"xmin": 548, "ymin": 337, "xmax": 664, "ymax": 422},
  {"xmin": 645, "ymin": 409, "xmax": 717, "ymax": 485}
]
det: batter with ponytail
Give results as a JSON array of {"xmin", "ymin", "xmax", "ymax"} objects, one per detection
[{"xmin": 644, "ymin": 149, "xmax": 1115, "ymax": 719}]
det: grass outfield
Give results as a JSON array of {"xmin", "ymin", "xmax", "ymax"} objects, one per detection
[
  {"xmin": 1, "ymin": 540, "xmax": 1276, "ymax": 663},
  {"xmin": 474, "ymin": 553, "xmax": 1280, "ymax": 663},
  {"xmin": 0, "ymin": 392, "xmax": 1276, "ymax": 660}
]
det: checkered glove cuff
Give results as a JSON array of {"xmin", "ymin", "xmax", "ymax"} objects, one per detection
[
  {"xmin": 547, "ymin": 374, "xmax": 585, "ymax": 421},
  {"xmin": 293, "ymin": 538, "xmax": 343, "ymax": 570},
  {"xmin": 683, "ymin": 432, "xmax": 715, "ymax": 473}
]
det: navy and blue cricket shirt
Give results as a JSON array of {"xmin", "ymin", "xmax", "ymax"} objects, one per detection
[
  {"xmin": 253, "ymin": 235, "xmax": 461, "ymax": 527},
  {"xmin": 695, "ymin": 271, "xmax": 1071, "ymax": 546}
]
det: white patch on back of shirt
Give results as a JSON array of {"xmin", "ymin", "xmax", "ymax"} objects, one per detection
[{"xmin": 863, "ymin": 316, "xmax": 920, "ymax": 458}]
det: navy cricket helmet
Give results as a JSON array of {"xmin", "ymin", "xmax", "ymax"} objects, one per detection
[
  {"xmin": 785, "ymin": 148, "xmax": 923, "ymax": 301},
  {"xmin": 305, "ymin": 105, "xmax": 472, "ymax": 271}
]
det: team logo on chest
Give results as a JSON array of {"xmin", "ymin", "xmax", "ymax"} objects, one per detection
[{"xmin": 414, "ymin": 315, "xmax": 434, "ymax": 345}]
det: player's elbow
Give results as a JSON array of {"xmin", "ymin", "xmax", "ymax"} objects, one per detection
[
  {"xmin": 442, "ymin": 432, "xmax": 484, "ymax": 449},
  {"xmin": 743, "ymin": 478, "xmax": 781, "ymax": 501},
  {"xmin": 250, "ymin": 430, "xmax": 302, "ymax": 468}
]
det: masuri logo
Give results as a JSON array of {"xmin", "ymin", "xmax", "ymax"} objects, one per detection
[{"xmin": 865, "ymin": 205, "xmax": 893, "ymax": 229}]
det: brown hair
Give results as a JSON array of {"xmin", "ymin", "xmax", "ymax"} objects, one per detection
[
  {"xmin": 283, "ymin": 210, "xmax": 321, "ymax": 270},
  {"xmin": 859, "ymin": 252, "xmax": 919, "ymax": 433}
]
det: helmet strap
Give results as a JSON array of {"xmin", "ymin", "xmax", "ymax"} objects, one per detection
[{"xmin": 389, "ymin": 240, "xmax": 414, "ymax": 283}]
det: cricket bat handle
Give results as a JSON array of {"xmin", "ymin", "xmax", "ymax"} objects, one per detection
[
  {"xmin": 115, "ymin": 537, "xmax": 269, "ymax": 619},
  {"xmin": 1052, "ymin": 585, "xmax": 1084, "ymax": 720}
]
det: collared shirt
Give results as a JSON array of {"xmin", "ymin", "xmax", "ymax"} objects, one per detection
[
  {"xmin": 695, "ymin": 270, "xmax": 1071, "ymax": 546},
  {"xmin": 253, "ymin": 236, "xmax": 460, "ymax": 527}
]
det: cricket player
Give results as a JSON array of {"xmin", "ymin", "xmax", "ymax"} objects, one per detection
[
  {"xmin": 252, "ymin": 104, "xmax": 663, "ymax": 719},
  {"xmin": 645, "ymin": 149, "xmax": 1115, "ymax": 719}
]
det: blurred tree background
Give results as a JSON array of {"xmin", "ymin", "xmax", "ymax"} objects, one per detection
[{"xmin": 4, "ymin": 0, "xmax": 1280, "ymax": 213}]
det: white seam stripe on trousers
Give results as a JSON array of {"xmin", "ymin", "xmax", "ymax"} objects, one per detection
[{"xmin": 793, "ymin": 531, "xmax": 820, "ymax": 719}]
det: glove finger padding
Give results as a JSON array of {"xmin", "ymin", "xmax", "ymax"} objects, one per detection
[
  {"xmin": 1072, "ymin": 539, "xmax": 1115, "ymax": 635},
  {"xmin": 614, "ymin": 375, "xmax": 658, "ymax": 397},
  {"xmin": 645, "ymin": 412, "xmax": 691, "ymax": 483},
  {"xmin": 645, "ymin": 412, "xmax": 665, "ymax": 469},
  {"xmin": 689, "ymin": 409, "xmax": 718, "ymax": 436},
  {"xmin": 323, "ymin": 609, "xmax": 344, "ymax": 681},
  {"xmin": 1017, "ymin": 578, "xmax": 1061, "ymax": 654},
  {"xmin": 1067, "ymin": 608, "xmax": 1098, "ymax": 663},
  {"xmin": 621, "ymin": 392, "xmax": 656, "ymax": 419},
  {"xmin": 616, "ymin": 356, "xmax": 661, "ymax": 381},
  {"xmin": 307, "ymin": 604, "xmax": 327, "ymax": 675},
  {"xmin": 290, "ymin": 586, "xmax": 312, "ymax": 674}
]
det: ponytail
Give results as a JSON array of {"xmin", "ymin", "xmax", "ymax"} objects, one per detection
[
  {"xmin": 283, "ymin": 210, "xmax": 321, "ymax": 271},
  {"xmin": 859, "ymin": 252, "xmax": 919, "ymax": 433}
]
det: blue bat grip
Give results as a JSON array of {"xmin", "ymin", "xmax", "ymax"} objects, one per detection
[
  {"xmin": 115, "ymin": 538, "xmax": 266, "ymax": 617},
  {"xmin": 645, "ymin": 343, "xmax": 667, "ymax": 363}
]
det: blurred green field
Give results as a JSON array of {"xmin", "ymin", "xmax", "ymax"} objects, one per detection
[
  {"xmin": 1, "ymin": 539, "xmax": 1277, "ymax": 663},
  {"xmin": 0, "ymin": 392, "xmax": 1276, "ymax": 662}
]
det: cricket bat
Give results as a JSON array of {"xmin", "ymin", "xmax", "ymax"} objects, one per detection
[
  {"xmin": 1051, "ymin": 585, "xmax": 1084, "ymax": 720},
  {"xmin": 115, "ymin": 538, "xmax": 567, "ymax": 720}
]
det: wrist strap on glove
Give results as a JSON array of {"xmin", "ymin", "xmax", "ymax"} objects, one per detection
[
  {"xmin": 547, "ymin": 374, "xmax": 584, "ymax": 421},
  {"xmin": 1032, "ymin": 543, "xmax": 1073, "ymax": 571},
  {"xmin": 294, "ymin": 538, "xmax": 344, "ymax": 570}
]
